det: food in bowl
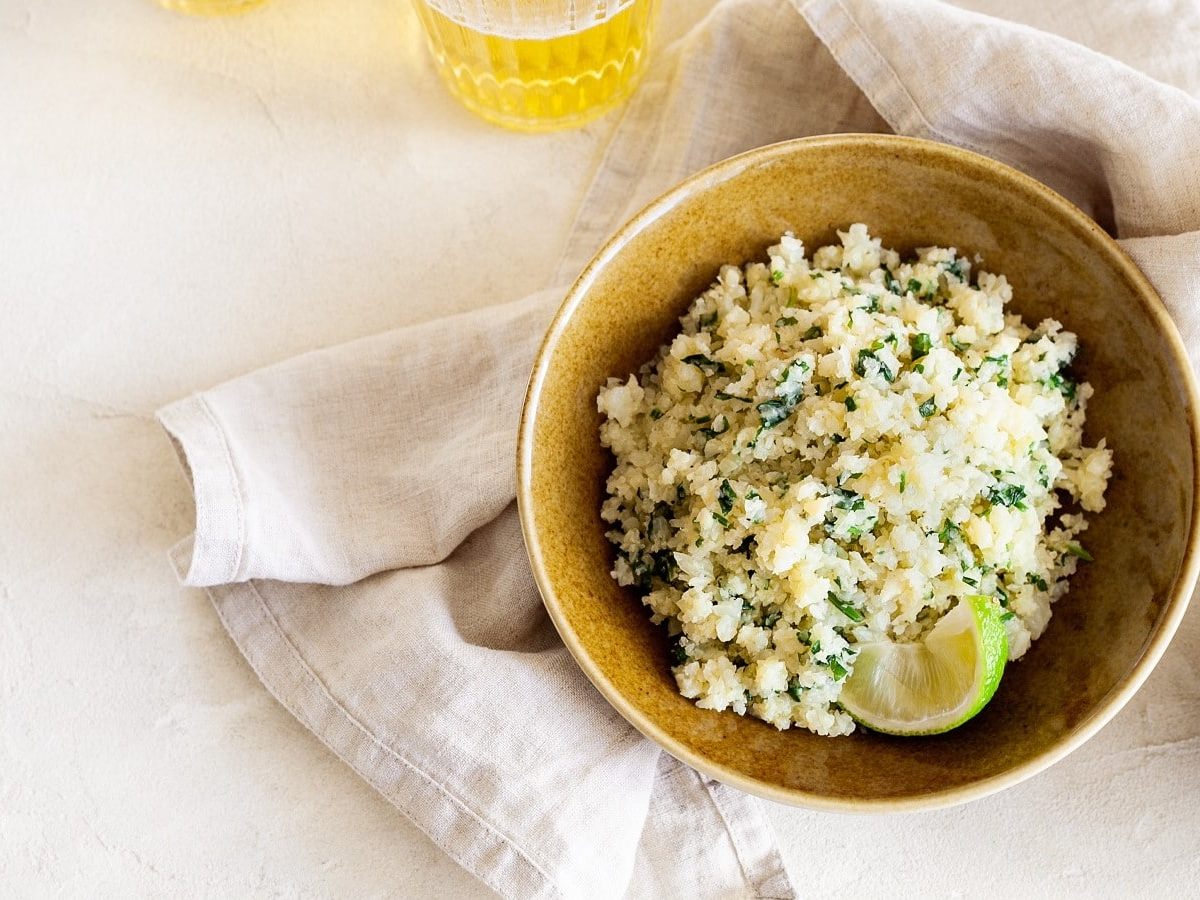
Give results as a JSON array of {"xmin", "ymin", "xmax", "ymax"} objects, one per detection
[{"xmin": 597, "ymin": 224, "xmax": 1112, "ymax": 736}]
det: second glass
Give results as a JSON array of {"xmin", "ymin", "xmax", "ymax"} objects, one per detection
[{"xmin": 411, "ymin": 0, "xmax": 660, "ymax": 132}]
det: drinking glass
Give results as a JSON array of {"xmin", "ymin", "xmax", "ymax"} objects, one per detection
[{"xmin": 410, "ymin": 0, "xmax": 661, "ymax": 132}]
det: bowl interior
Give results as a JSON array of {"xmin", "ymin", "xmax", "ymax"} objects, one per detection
[{"xmin": 522, "ymin": 135, "xmax": 1198, "ymax": 807}]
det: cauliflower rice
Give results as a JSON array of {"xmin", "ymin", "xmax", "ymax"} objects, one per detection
[{"xmin": 597, "ymin": 224, "xmax": 1112, "ymax": 736}]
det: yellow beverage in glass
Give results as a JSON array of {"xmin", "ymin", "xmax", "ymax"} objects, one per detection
[
  {"xmin": 156, "ymin": 0, "xmax": 269, "ymax": 14},
  {"xmin": 411, "ymin": 0, "xmax": 660, "ymax": 132}
]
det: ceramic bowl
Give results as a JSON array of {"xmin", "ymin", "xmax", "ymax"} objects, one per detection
[{"xmin": 517, "ymin": 134, "xmax": 1200, "ymax": 810}]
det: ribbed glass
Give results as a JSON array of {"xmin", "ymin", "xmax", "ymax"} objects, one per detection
[{"xmin": 411, "ymin": 0, "xmax": 660, "ymax": 131}]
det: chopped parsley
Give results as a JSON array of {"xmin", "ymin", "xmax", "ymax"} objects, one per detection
[
  {"xmin": 828, "ymin": 592, "xmax": 864, "ymax": 623},
  {"xmin": 770, "ymin": 269, "xmax": 785, "ymax": 285},
  {"xmin": 718, "ymin": 479, "xmax": 736, "ymax": 515},
  {"xmin": 668, "ymin": 637, "xmax": 689, "ymax": 666},
  {"xmin": 698, "ymin": 415, "xmax": 729, "ymax": 440},
  {"xmin": 757, "ymin": 397, "xmax": 794, "ymax": 428},
  {"xmin": 803, "ymin": 324, "xmax": 824, "ymax": 340},
  {"xmin": 1065, "ymin": 543, "xmax": 1094, "ymax": 562},
  {"xmin": 986, "ymin": 481, "xmax": 1028, "ymax": 510},
  {"xmin": 845, "ymin": 395, "xmax": 858, "ymax": 412},
  {"xmin": 854, "ymin": 348, "xmax": 896, "ymax": 383},
  {"xmin": 1045, "ymin": 370, "xmax": 1078, "ymax": 402},
  {"xmin": 938, "ymin": 518, "xmax": 962, "ymax": 545},
  {"xmin": 756, "ymin": 359, "xmax": 808, "ymax": 428},
  {"xmin": 919, "ymin": 397, "xmax": 937, "ymax": 418},
  {"xmin": 827, "ymin": 657, "xmax": 849, "ymax": 681},
  {"xmin": 681, "ymin": 354, "xmax": 725, "ymax": 376},
  {"xmin": 787, "ymin": 677, "xmax": 805, "ymax": 701},
  {"xmin": 899, "ymin": 471, "xmax": 907, "ymax": 493},
  {"xmin": 943, "ymin": 258, "xmax": 966, "ymax": 280},
  {"xmin": 910, "ymin": 332, "xmax": 932, "ymax": 360}
]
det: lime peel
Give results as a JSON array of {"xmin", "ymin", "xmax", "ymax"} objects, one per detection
[{"xmin": 840, "ymin": 595, "xmax": 1008, "ymax": 736}]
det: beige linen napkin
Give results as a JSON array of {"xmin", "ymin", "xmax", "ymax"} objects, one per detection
[{"xmin": 159, "ymin": 0, "xmax": 1200, "ymax": 897}]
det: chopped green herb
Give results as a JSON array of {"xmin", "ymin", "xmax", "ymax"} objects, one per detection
[
  {"xmin": 712, "ymin": 511, "xmax": 730, "ymax": 528},
  {"xmin": 756, "ymin": 362, "xmax": 808, "ymax": 429},
  {"xmin": 910, "ymin": 332, "xmax": 932, "ymax": 360},
  {"xmin": 882, "ymin": 269, "xmax": 900, "ymax": 293},
  {"xmin": 1000, "ymin": 611, "xmax": 1016, "ymax": 623},
  {"xmin": 943, "ymin": 258, "xmax": 966, "ymax": 280},
  {"xmin": 899, "ymin": 471, "xmax": 907, "ymax": 493},
  {"xmin": 830, "ymin": 433, "xmax": 846, "ymax": 444},
  {"xmin": 698, "ymin": 310, "xmax": 718, "ymax": 329},
  {"xmin": 828, "ymin": 592, "xmax": 864, "ymax": 622},
  {"xmin": 714, "ymin": 391, "xmax": 750, "ymax": 402},
  {"xmin": 913, "ymin": 363, "xmax": 925, "ymax": 374},
  {"xmin": 649, "ymin": 408, "xmax": 663, "ymax": 420},
  {"xmin": 828, "ymin": 657, "xmax": 849, "ymax": 681},
  {"xmin": 906, "ymin": 277, "xmax": 923, "ymax": 296},
  {"xmin": 770, "ymin": 269, "xmax": 785, "ymax": 285},
  {"xmin": 919, "ymin": 397, "xmax": 937, "ymax": 418},
  {"xmin": 938, "ymin": 519, "xmax": 962, "ymax": 545},
  {"xmin": 950, "ymin": 337, "xmax": 971, "ymax": 353},
  {"xmin": 757, "ymin": 397, "xmax": 793, "ymax": 428},
  {"xmin": 854, "ymin": 349, "xmax": 896, "ymax": 383},
  {"xmin": 1045, "ymin": 371, "xmax": 1078, "ymax": 402},
  {"xmin": 803, "ymin": 325, "xmax": 824, "ymax": 340},
  {"xmin": 1066, "ymin": 543, "xmax": 1094, "ymax": 562},
  {"xmin": 762, "ymin": 610, "xmax": 782, "ymax": 629},
  {"xmin": 699, "ymin": 415, "xmax": 730, "ymax": 440},
  {"xmin": 844, "ymin": 395, "xmax": 858, "ymax": 412},
  {"xmin": 787, "ymin": 677, "xmax": 805, "ymax": 701},
  {"xmin": 681, "ymin": 354, "xmax": 726, "ymax": 376},
  {"xmin": 668, "ymin": 638, "xmax": 689, "ymax": 666},
  {"xmin": 1028, "ymin": 573, "xmax": 1048, "ymax": 591},
  {"xmin": 718, "ymin": 479, "xmax": 736, "ymax": 515},
  {"xmin": 776, "ymin": 316, "xmax": 799, "ymax": 328},
  {"xmin": 986, "ymin": 482, "xmax": 1028, "ymax": 510}
]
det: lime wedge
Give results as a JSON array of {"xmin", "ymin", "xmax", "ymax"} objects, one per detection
[{"xmin": 841, "ymin": 595, "xmax": 1008, "ymax": 736}]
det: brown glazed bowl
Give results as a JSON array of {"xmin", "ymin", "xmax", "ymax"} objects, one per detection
[{"xmin": 517, "ymin": 134, "xmax": 1200, "ymax": 810}]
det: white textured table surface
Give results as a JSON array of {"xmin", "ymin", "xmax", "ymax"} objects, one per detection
[{"xmin": 3, "ymin": 1, "xmax": 1198, "ymax": 897}]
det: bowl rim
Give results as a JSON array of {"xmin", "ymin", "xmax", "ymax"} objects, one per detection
[{"xmin": 516, "ymin": 133, "xmax": 1200, "ymax": 812}]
